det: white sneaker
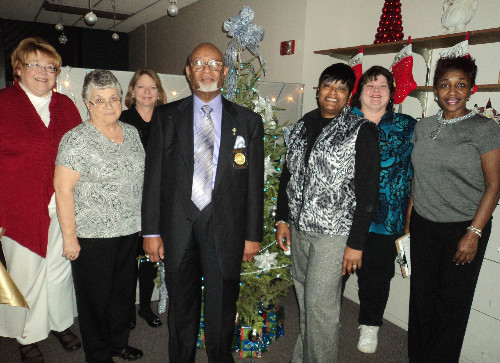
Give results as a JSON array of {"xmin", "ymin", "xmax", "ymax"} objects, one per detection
[{"xmin": 357, "ymin": 325, "xmax": 379, "ymax": 353}]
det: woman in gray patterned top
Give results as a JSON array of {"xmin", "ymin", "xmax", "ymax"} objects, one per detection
[
  {"xmin": 54, "ymin": 69, "xmax": 145, "ymax": 363},
  {"xmin": 275, "ymin": 63, "xmax": 380, "ymax": 362}
]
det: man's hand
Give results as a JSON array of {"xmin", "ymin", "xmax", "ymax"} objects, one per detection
[
  {"xmin": 342, "ymin": 246, "xmax": 362, "ymax": 275},
  {"xmin": 143, "ymin": 236, "xmax": 164, "ymax": 262},
  {"xmin": 276, "ymin": 223, "xmax": 291, "ymax": 253},
  {"xmin": 243, "ymin": 241, "xmax": 260, "ymax": 262}
]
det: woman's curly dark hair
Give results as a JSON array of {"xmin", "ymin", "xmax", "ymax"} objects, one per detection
[{"xmin": 433, "ymin": 56, "xmax": 477, "ymax": 89}]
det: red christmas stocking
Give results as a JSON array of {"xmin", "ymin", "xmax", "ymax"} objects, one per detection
[
  {"xmin": 392, "ymin": 41, "xmax": 417, "ymax": 104},
  {"xmin": 348, "ymin": 46, "xmax": 363, "ymax": 103}
]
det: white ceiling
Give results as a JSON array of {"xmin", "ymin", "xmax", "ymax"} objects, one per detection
[{"xmin": 0, "ymin": 0, "xmax": 198, "ymax": 33}]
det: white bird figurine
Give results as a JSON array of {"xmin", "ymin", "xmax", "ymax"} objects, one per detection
[{"xmin": 442, "ymin": 0, "xmax": 478, "ymax": 33}]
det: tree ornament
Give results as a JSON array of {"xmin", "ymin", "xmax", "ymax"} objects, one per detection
[
  {"xmin": 55, "ymin": 22, "xmax": 64, "ymax": 31},
  {"xmin": 248, "ymin": 329, "xmax": 260, "ymax": 342},
  {"xmin": 112, "ymin": 32, "xmax": 120, "ymax": 41},
  {"xmin": 374, "ymin": 0, "xmax": 404, "ymax": 43},
  {"xmin": 254, "ymin": 250, "xmax": 278, "ymax": 271}
]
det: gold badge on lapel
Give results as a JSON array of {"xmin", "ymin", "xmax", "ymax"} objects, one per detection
[
  {"xmin": 234, "ymin": 152, "xmax": 245, "ymax": 165},
  {"xmin": 233, "ymin": 147, "xmax": 248, "ymax": 169}
]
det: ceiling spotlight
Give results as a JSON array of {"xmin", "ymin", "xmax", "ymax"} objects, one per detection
[
  {"xmin": 168, "ymin": 0, "xmax": 178, "ymax": 16},
  {"xmin": 85, "ymin": 0, "xmax": 97, "ymax": 25}
]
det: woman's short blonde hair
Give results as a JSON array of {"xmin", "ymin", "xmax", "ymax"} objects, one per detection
[
  {"xmin": 124, "ymin": 68, "xmax": 167, "ymax": 109},
  {"xmin": 11, "ymin": 37, "xmax": 62, "ymax": 80}
]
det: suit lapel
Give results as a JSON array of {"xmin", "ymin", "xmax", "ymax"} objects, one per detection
[
  {"xmin": 215, "ymin": 99, "xmax": 236, "ymax": 190},
  {"xmin": 175, "ymin": 97, "xmax": 195, "ymax": 179}
]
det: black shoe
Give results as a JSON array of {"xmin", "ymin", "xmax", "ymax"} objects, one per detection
[
  {"xmin": 111, "ymin": 346, "xmax": 143, "ymax": 361},
  {"xmin": 51, "ymin": 328, "xmax": 82, "ymax": 352},
  {"xmin": 19, "ymin": 343, "xmax": 44, "ymax": 363},
  {"xmin": 138, "ymin": 308, "xmax": 162, "ymax": 328}
]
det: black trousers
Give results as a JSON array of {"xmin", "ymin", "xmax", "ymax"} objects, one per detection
[
  {"xmin": 356, "ymin": 232, "xmax": 398, "ymax": 326},
  {"xmin": 71, "ymin": 233, "xmax": 139, "ymax": 363},
  {"xmin": 408, "ymin": 210, "xmax": 491, "ymax": 363},
  {"xmin": 165, "ymin": 204, "xmax": 240, "ymax": 363},
  {"xmin": 130, "ymin": 236, "xmax": 157, "ymax": 324}
]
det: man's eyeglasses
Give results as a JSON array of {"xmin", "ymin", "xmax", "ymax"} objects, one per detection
[
  {"xmin": 25, "ymin": 63, "xmax": 58, "ymax": 74},
  {"xmin": 190, "ymin": 60, "xmax": 223, "ymax": 72},
  {"xmin": 88, "ymin": 96, "xmax": 122, "ymax": 109}
]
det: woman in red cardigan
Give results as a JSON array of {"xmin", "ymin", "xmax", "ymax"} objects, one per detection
[{"xmin": 0, "ymin": 38, "xmax": 82, "ymax": 363}]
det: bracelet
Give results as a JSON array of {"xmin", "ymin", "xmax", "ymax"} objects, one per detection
[
  {"xmin": 467, "ymin": 225, "xmax": 482, "ymax": 237},
  {"xmin": 275, "ymin": 220, "xmax": 289, "ymax": 227}
]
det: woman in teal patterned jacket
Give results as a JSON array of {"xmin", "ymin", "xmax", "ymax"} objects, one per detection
[{"xmin": 349, "ymin": 65, "xmax": 416, "ymax": 354}]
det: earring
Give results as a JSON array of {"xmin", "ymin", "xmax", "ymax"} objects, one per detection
[{"xmin": 434, "ymin": 95, "xmax": 438, "ymax": 102}]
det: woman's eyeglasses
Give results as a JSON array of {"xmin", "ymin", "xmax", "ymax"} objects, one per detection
[
  {"xmin": 88, "ymin": 96, "xmax": 122, "ymax": 109},
  {"xmin": 25, "ymin": 63, "xmax": 58, "ymax": 73}
]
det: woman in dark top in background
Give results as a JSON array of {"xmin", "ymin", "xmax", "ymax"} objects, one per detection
[{"xmin": 121, "ymin": 68, "xmax": 167, "ymax": 329}]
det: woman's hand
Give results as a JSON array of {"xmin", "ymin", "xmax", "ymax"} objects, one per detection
[
  {"xmin": 453, "ymin": 231, "xmax": 479, "ymax": 265},
  {"xmin": 276, "ymin": 223, "xmax": 291, "ymax": 253},
  {"xmin": 343, "ymin": 246, "xmax": 362, "ymax": 275},
  {"xmin": 54, "ymin": 164, "xmax": 81, "ymax": 262},
  {"xmin": 63, "ymin": 237, "xmax": 81, "ymax": 261}
]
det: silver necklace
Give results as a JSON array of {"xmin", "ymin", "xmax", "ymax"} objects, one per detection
[{"xmin": 430, "ymin": 109, "xmax": 476, "ymax": 140}]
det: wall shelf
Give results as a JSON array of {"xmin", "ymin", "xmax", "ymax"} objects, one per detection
[
  {"xmin": 314, "ymin": 27, "xmax": 500, "ymax": 64},
  {"xmin": 315, "ymin": 28, "xmax": 500, "ymax": 114}
]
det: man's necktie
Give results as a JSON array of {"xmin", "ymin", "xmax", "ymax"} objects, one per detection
[{"xmin": 191, "ymin": 105, "xmax": 214, "ymax": 210}]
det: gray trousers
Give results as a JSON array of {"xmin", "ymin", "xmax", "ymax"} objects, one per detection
[{"xmin": 291, "ymin": 227, "xmax": 347, "ymax": 363}]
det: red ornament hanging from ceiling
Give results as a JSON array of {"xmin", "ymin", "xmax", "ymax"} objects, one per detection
[{"xmin": 374, "ymin": 0, "xmax": 404, "ymax": 44}]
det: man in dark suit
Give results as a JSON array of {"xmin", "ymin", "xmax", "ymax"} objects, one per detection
[{"xmin": 142, "ymin": 43, "xmax": 264, "ymax": 363}]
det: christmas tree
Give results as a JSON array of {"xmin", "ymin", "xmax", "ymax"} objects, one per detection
[
  {"xmin": 223, "ymin": 6, "xmax": 293, "ymax": 329},
  {"xmin": 374, "ymin": 0, "xmax": 404, "ymax": 44}
]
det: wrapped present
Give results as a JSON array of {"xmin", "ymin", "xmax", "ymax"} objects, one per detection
[
  {"xmin": 261, "ymin": 305, "xmax": 285, "ymax": 342},
  {"xmin": 239, "ymin": 325, "xmax": 264, "ymax": 358}
]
